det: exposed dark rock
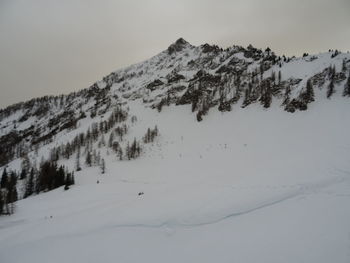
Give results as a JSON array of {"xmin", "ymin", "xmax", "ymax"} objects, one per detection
[
  {"xmin": 201, "ymin": 43, "xmax": 221, "ymax": 54},
  {"xmin": 218, "ymin": 101, "xmax": 232, "ymax": 112},
  {"xmin": 146, "ymin": 79, "xmax": 164, "ymax": 91},
  {"xmin": 167, "ymin": 73, "xmax": 185, "ymax": 83},
  {"xmin": 285, "ymin": 99, "xmax": 308, "ymax": 113},
  {"xmin": 168, "ymin": 38, "xmax": 189, "ymax": 55}
]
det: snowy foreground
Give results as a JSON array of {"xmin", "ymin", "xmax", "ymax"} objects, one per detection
[{"xmin": 1, "ymin": 100, "xmax": 350, "ymax": 263}]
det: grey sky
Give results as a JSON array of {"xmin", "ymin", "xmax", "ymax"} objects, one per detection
[{"xmin": 0, "ymin": 0, "xmax": 349, "ymax": 109}]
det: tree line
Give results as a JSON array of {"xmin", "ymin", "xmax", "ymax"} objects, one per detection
[{"xmin": 0, "ymin": 161, "xmax": 74, "ymax": 216}]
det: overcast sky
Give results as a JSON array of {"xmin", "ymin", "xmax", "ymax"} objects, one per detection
[{"xmin": 0, "ymin": 0, "xmax": 349, "ymax": 109}]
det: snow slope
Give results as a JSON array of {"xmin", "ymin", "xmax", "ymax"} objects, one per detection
[{"xmin": 1, "ymin": 97, "xmax": 350, "ymax": 263}]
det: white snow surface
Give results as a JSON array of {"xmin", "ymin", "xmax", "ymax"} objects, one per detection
[{"xmin": 1, "ymin": 97, "xmax": 350, "ymax": 263}]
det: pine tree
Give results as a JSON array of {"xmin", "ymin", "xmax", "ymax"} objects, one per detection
[
  {"xmin": 242, "ymin": 82, "xmax": 253, "ymax": 108},
  {"xmin": 305, "ymin": 79, "xmax": 315, "ymax": 103},
  {"xmin": 56, "ymin": 166, "xmax": 65, "ymax": 188},
  {"xmin": 117, "ymin": 147, "xmax": 123, "ymax": 160},
  {"xmin": 327, "ymin": 79, "xmax": 335, "ymax": 98},
  {"xmin": 100, "ymin": 134, "xmax": 106, "ymax": 147},
  {"xmin": 126, "ymin": 142, "xmax": 131, "ymax": 160},
  {"xmin": 271, "ymin": 71, "xmax": 276, "ymax": 84},
  {"xmin": 65, "ymin": 171, "xmax": 75, "ymax": 189},
  {"xmin": 92, "ymin": 150, "xmax": 97, "ymax": 166},
  {"xmin": 64, "ymin": 174, "xmax": 71, "ymax": 190},
  {"xmin": 7, "ymin": 172, "xmax": 18, "ymax": 214},
  {"xmin": 342, "ymin": 59, "xmax": 347, "ymax": 72},
  {"xmin": 76, "ymin": 147, "xmax": 81, "ymax": 171},
  {"xmin": 282, "ymin": 85, "xmax": 291, "ymax": 106},
  {"xmin": 100, "ymin": 159, "xmax": 105, "ymax": 174},
  {"xmin": 265, "ymin": 47, "xmax": 271, "ymax": 55},
  {"xmin": 85, "ymin": 151, "xmax": 92, "ymax": 167},
  {"xmin": 260, "ymin": 80, "xmax": 272, "ymax": 108},
  {"xmin": 343, "ymin": 73, "xmax": 350, "ymax": 97},
  {"xmin": 20, "ymin": 168, "xmax": 27, "ymax": 180},
  {"xmin": 21, "ymin": 154, "xmax": 31, "ymax": 176},
  {"xmin": 0, "ymin": 190, "xmax": 3, "ymax": 215},
  {"xmin": 1, "ymin": 168, "xmax": 8, "ymax": 189},
  {"xmin": 8, "ymin": 187, "xmax": 17, "ymax": 214},
  {"xmin": 71, "ymin": 172, "xmax": 75, "ymax": 185},
  {"xmin": 24, "ymin": 168, "xmax": 35, "ymax": 198},
  {"xmin": 278, "ymin": 71, "xmax": 282, "ymax": 85},
  {"xmin": 108, "ymin": 132, "xmax": 115, "ymax": 148}
]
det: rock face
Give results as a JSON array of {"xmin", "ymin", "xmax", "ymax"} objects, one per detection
[
  {"xmin": 146, "ymin": 79, "xmax": 164, "ymax": 91},
  {"xmin": 167, "ymin": 38, "xmax": 190, "ymax": 54}
]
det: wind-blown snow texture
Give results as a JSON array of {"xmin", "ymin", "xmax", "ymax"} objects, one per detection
[{"xmin": 0, "ymin": 39, "xmax": 350, "ymax": 263}]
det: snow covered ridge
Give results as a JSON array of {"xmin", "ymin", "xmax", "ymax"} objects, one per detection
[{"xmin": 0, "ymin": 38, "xmax": 349, "ymax": 213}]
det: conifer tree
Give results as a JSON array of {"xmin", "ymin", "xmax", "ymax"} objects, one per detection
[
  {"xmin": 20, "ymin": 168, "xmax": 27, "ymax": 180},
  {"xmin": 85, "ymin": 151, "xmax": 92, "ymax": 167},
  {"xmin": 21, "ymin": 154, "xmax": 31, "ymax": 176},
  {"xmin": 64, "ymin": 173, "xmax": 71, "ymax": 190},
  {"xmin": 327, "ymin": 79, "xmax": 335, "ymax": 98},
  {"xmin": 100, "ymin": 134, "xmax": 106, "ymax": 147},
  {"xmin": 282, "ymin": 85, "xmax": 291, "ymax": 106},
  {"xmin": 24, "ymin": 168, "xmax": 35, "ymax": 198},
  {"xmin": 271, "ymin": 71, "xmax": 276, "ymax": 84},
  {"xmin": 260, "ymin": 80, "xmax": 272, "ymax": 108},
  {"xmin": 126, "ymin": 142, "xmax": 131, "ymax": 160},
  {"xmin": 342, "ymin": 59, "xmax": 347, "ymax": 72},
  {"xmin": 1, "ymin": 168, "xmax": 8, "ymax": 189},
  {"xmin": 0, "ymin": 190, "xmax": 3, "ymax": 215},
  {"xmin": 305, "ymin": 79, "xmax": 315, "ymax": 103},
  {"xmin": 343, "ymin": 73, "xmax": 350, "ymax": 97},
  {"xmin": 92, "ymin": 150, "xmax": 97, "ymax": 166},
  {"xmin": 118, "ymin": 148, "xmax": 123, "ymax": 161},
  {"xmin": 278, "ymin": 71, "xmax": 282, "ymax": 85},
  {"xmin": 7, "ymin": 172, "xmax": 18, "ymax": 214},
  {"xmin": 76, "ymin": 147, "xmax": 81, "ymax": 171},
  {"xmin": 108, "ymin": 132, "xmax": 115, "ymax": 148},
  {"xmin": 100, "ymin": 159, "xmax": 105, "ymax": 174}
]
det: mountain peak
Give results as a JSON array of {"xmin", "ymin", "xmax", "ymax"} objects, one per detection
[{"xmin": 167, "ymin": 38, "xmax": 191, "ymax": 54}]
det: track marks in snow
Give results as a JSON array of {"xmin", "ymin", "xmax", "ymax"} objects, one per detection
[{"xmin": 93, "ymin": 175, "xmax": 349, "ymax": 231}]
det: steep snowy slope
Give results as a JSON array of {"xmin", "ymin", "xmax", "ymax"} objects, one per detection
[
  {"xmin": 0, "ymin": 39, "xmax": 350, "ymax": 263},
  {"xmin": 1, "ymin": 100, "xmax": 350, "ymax": 263}
]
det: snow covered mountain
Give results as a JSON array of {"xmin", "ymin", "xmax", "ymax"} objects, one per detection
[{"xmin": 0, "ymin": 39, "xmax": 350, "ymax": 263}]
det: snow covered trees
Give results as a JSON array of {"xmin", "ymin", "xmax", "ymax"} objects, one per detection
[
  {"xmin": 125, "ymin": 139, "xmax": 141, "ymax": 160},
  {"xmin": 296, "ymin": 79, "xmax": 315, "ymax": 107},
  {"xmin": 143, "ymin": 126, "xmax": 159, "ymax": 144},
  {"xmin": 36, "ymin": 161, "xmax": 74, "ymax": 193}
]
